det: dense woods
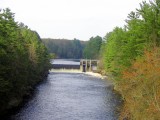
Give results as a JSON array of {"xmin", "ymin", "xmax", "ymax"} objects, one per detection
[
  {"xmin": 0, "ymin": 8, "xmax": 50, "ymax": 116},
  {"xmin": 42, "ymin": 38, "xmax": 86, "ymax": 59},
  {"xmin": 1, "ymin": 0, "xmax": 160, "ymax": 119},
  {"xmin": 99, "ymin": 0, "xmax": 160, "ymax": 119},
  {"xmin": 42, "ymin": 36, "xmax": 102, "ymax": 59},
  {"xmin": 83, "ymin": 36, "xmax": 102, "ymax": 59}
]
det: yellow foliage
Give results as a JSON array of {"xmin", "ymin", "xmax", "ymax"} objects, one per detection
[
  {"xmin": 28, "ymin": 43, "xmax": 38, "ymax": 65},
  {"xmin": 117, "ymin": 47, "xmax": 160, "ymax": 120}
]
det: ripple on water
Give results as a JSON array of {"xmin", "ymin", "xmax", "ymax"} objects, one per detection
[{"xmin": 11, "ymin": 73, "xmax": 121, "ymax": 120}]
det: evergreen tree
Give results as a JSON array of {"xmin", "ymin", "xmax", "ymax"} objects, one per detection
[
  {"xmin": 0, "ymin": 8, "xmax": 50, "ymax": 116},
  {"xmin": 83, "ymin": 36, "xmax": 102, "ymax": 59}
]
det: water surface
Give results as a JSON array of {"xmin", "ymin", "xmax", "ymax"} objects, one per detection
[
  {"xmin": 51, "ymin": 59, "xmax": 80, "ymax": 65},
  {"xmin": 11, "ymin": 73, "xmax": 120, "ymax": 120}
]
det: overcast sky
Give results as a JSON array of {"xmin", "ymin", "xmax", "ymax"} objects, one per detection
[{"xmin": 0, "ymin": 0, "xmax": 147, "ymax": 40}]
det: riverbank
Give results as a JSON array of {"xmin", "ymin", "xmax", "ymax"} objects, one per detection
[{"xmin": 1, "ymin": 71, "xmax": 49, "ymax": 120}]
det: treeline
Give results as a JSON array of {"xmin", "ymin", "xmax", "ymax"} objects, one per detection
[
  {"xmin": 42, "ymin": 38, "xmax": 86, "ymax": 59},
  {"xmin": 42, "ymin": 36, "xmax": 102, "ymax": 59},
  {"xmin": 83, "ymin": 36, "xmax": 102, "ymax": 59},
  {"xmin": 99, "ymin": 0, "xmax": 160, "ymax": 119},
  {"xmin": 0, "ymin": 8, "xmax": 50, "ymax": 116}
]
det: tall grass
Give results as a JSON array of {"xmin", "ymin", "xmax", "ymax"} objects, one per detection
[{"xmin": 116, "ymin": 47, "xmax": 160, "ymax": 120}]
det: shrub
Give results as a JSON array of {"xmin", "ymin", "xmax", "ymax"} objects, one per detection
[{"xmin": 117, "ymin": 47, "xmax": 160, "ymax": 120}]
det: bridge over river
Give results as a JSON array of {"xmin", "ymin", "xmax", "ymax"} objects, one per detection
[{"xmin": 9, "ymin": 59, "xmax": 121, "ymax": 120}]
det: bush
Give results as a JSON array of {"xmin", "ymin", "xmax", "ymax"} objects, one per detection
[{"xmin": 117, "ymin": 47, "xmax": 160, "ymax": 120}]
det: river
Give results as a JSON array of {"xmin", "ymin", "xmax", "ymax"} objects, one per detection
[{"xmin": 9, "ymin": 60, "xmax": 121, "ymax": 120}]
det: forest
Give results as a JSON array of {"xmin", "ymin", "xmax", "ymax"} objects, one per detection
[
  {"xmin": 0, "ymin": 7, "xmax": 103, "ymax": 117},
  {"xmin": 99, "ymin": 0, "xmax": 160, "ymax": 119},
  {"xmin": 42, "ymin": 38, "xmax": 86, "ymax": 59},
  {"xmin": 0, "ymin": 8, "xmax": 50, "ymax": 116},
  {"xmin": 1, "ymin": 0, "xmax": 160, "ymax": 119},
  {"xmin": 83, "ymin": 36, "xmax": 102, "ymax": 59},
  {"xmin": 0, "ymin": 8, "xmax": 103, "ymax": 117},
  {"xmin": 42, "ymin": 36, "xmax": 102, "ymax": 59}
]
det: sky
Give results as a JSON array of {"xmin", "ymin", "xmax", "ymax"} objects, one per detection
[{"xmin": 0, "ymin": 0, "xmax": 147, "ymax": 40}]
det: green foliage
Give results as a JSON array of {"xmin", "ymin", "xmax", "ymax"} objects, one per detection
[
  {"xmin": 42, "ymin": 38, "xmax": 86, "ymax": 59},
  {"xmin": 83, "ymin": 36, "xmax": 102, "ymax": 59},
  {"xmin": 102, "ymin": 28, "xmax": 127, "ymax": 74},
  {"xmin": 0, "ymin": 8, "xmax": 50, "ymax": 116},
  {"xmin": 118, "ymin": 47, "xmax": 160, "ymax": 120},
  {"xmin": 100, "ymin": 0, "xmax": 160, "ymax": 119},
  {"xmin": 49, "ymin": 53, "xmax": 56, "ymax": 59},
  {"xmin": 101, "ymin": 0, "xmax": 160, "ymax": 76}
]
